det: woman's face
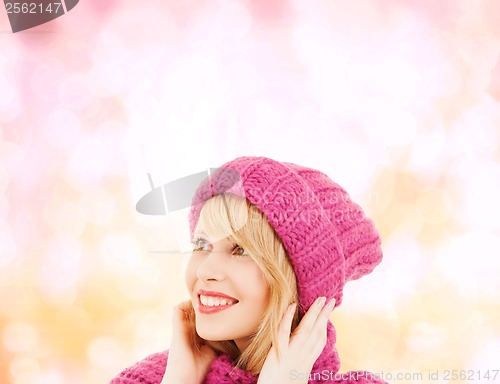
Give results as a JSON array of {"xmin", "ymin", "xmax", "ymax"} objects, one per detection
[{"xmin": 185, "ymin": 224, "xmax": 270, "ymax": 352}]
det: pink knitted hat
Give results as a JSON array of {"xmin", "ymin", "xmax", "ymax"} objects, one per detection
[{"xmin": 188, "ymin": 156, "xmax": 383, "ymax": 311}]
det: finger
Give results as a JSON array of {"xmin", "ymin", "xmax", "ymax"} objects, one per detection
[
  {"xmin": 276, "ymin": 303, "xmax": 297, "ymax": 351},
  {"xmin": 294, "ymin": 296, "xmax": 326, "ymax": 334},
  {"xmin": 177, "ymin": 300, "xmax": 192, "ymax": 313},
  {"xmin": 171, "ymin": 301, "xmax": 194, "ymax": 343},
  {"xmin": 313, "ymin": 297, "xmax": 335, "ymax": 328},
  {"xmin": 306, "ymin": 298, "xmax": 335, "ymax": 351}
]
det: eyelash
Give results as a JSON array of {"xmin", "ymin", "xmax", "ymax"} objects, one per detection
[
  {"xmin": 231, "ymin": 244, "xmax": 248, "ymax": 258},
  {"xmin": 190, "ymin": 237, "xmax": 206, "ymax": 252},
  {"xmin": 191, "ymin": 237, "xmax": 249, "ymax": 257}
]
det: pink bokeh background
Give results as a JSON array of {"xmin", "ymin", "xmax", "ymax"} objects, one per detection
[{"xmin": 1, "ymin": 1, "xmax": 500, "ymax": 383}]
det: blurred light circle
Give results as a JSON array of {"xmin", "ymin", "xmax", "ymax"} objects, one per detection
[
  {"xmin": 66, "ymin": 137, "xmax": 112, "ymax": 190},
  {"xmin": 406, "ymin": 322, "xmax": 449, "ymax": 353},
  {"xmin": 9, "ymin": 356, "xmax": 40, "ymax": 383},
  {"xmin": 243, "ymin": 99, "xmax": 287, "ymax": 133},
  {"xmin": 28, "ymin": 369, "xmax": 64, "ymax": 384},
  {"xmin": 342, "ymin": 236, "xmax": 424, "ymax": 311},
  {"xmin": 57, "ymin": 73, "xmax": 92, "ymax": 111},
  {"xmin": 430, "ymin": 59, "xmax": 462, "ymax": 98},
  {"xmin": 382, "ymin": 236, "xmax": 425, "ymax": 300},
  {"xmin": 100, "ymin": 234, "xmax": 142, "ymax": 271},
  {"xmin": 293, "ymin": 23, "xmax": 338, "ymax": 65},
  {"xmin": 41, "ymin": 109, "xmax": 81, "ymax": 148},
  {"xmin": 309, "ymin": 66, "xmax": 352, "ymax": 114},
  {"xmin": 78, "ymin": 188, "xmax": 116, "ymax": 225},
  {"xmin": 88, "ymin": 62, "xmax": 125, "ymax": 97},
  {"xmin": 369, "ymin": 52, "xmax": 429, "ymax": 108},
  {"xmin": 347, "ymin": 59, "xmax": 372, "ymax": 90},
  {"xmin": 113, "ymin": 3, "xmax": 178, "ymax": 44},
  {"xmin": 0, "ymin": 141, "xmax": 24, "ymax": 173},
  {"xmin": 38, "ymin": 283, "xmax": 78, "ymax": 307},
  {"xmin": 45, "ymin": 235, "xmax": 82, "ymax": 267},
  {"xmin": 0, "ymin": 39, "xmax": 19, "ymax": 68},
  {"xmin": 450, "ymin": 101, "xmax": 500, "ymax": 157},
  {"xmin": 227, "ymin": 61, "xmax": 262, "ymax": 99},
  {"xmin": 468, "ymin": 339, "xmax": 500, "ymax": 370},
  {"xmin": 408, "ymin": 130, "xmax": 446, "ymax": 188},
  {"xmin": 87, "ymin": 337, "xmax": 124, "ymax": 368},
  {"xmin": 45, "ymin": 202, "xmax": 87, "ymax": 237},
  {"xmin": 435, "ymin": 232, "xmax": 500, "ymax": 300},
  {"xmin": 2, "ymin": 321, "xmax": 38, "ymax": 352},
  {"xmin": 215, "ymin": 3, "xmax": 252, "ymax": 40},
  {"xmin": 133, "ymin": 311, "xmax": 171, "ymax": 352},
  {"xmin": 451, "ymin": 159, "xmax": 500, "ymax": 231},
  {"xmin": 388, "ymin": 202, "xmax": 424, "ymax": 237},
  {"xmin": 0, "ymin": 226, "xmax": 17, "ymax": 268},
  {"xmin": 0, "ymin": 193, "xmax": 9, "ymax": 220},
  {"xmin": 370, "ymin": 169, "xmax": 398, "ymax": 215},
  {"xmin": 159, "ymin": 53, "xmax": 227, "ymax": 117},
  {"xmin": 137, "ymin": 320, "xmax": 170, "ymax": 356},
  {"xmin": 30, "ymin": 63, "xmax": 63, "ymax": 103},
  {"xmin": 13, "ymin": 372, "xmax": 39, "ymax": 384},
  {"xmin": 38, "ymin": 235, "xmax": 81, "ymax": 305},
  {"xmin": 316, "ymin": 138, "xmax": 380, "ymax": 194},
  {"xmin": 0, "ymin": 74, "xmax": 21, "ymax": 123},
  {"xmin": 361, "ymin": 98, "xmax": 419, "ymax": 148},
  {"xmin": 124, "ymin": 89, "xmax": 159, "ymax": 117},
  {"xmin": 117, "ymin": 264, "xmax": 163, "ymax": 302},
  {"xmin": 416, "ymin": 188, "xmax": 452, "ymax": 225}
]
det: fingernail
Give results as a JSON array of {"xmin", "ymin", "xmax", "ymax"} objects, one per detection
[
  {"xmin": 316, "ymin": 297, "xmax": 326, "ymax": 308},
  {"xmin": 327, "ymin": 298, "xmax": 336, "ymax": 310},
  {"xmin": 288, "ymin": 303, "xmax": 297, "ymax": 314}
]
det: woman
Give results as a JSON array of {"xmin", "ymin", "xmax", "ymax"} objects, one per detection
[{"xmin": 110, "ymin": 156, "xmax": 388, "ymax": 384}]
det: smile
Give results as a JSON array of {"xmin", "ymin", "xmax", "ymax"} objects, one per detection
[
  {"xmin": 197, "ymin": 290, "xmax": 239, "ymax": 314},
  {"xmin": 200, "ymin": 295, "xmax": 237, "ymax": 306}
]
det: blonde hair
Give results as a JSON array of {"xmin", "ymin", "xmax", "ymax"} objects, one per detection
[{"xmin": 186, "ymin": 193, "xmax": 299, "ymax": 375}]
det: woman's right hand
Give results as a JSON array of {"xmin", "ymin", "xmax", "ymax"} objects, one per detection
[
  {"xmin": 257, "ymin": 296, "xmax": 335, "ymax": 384},
  {"xmin": 161, "ymin": 301, "xmax": 217, "ymax": 384}
]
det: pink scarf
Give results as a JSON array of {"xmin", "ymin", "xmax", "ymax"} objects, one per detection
[{"xmin": 110, "ymin": 322, "xmax": 388, "ymax": 384}]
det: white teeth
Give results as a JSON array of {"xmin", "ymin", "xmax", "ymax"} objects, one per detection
[{"xmin": 200, "ymin": 295, "xmax": 236, "ymax": 307}]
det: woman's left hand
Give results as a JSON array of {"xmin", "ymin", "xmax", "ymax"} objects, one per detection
[
  {"xmin": 257, "ymin": 296, "xmax": 335, "ymax": 384},
  {"xmin": 161, "ymin": 301, "xmax": 217, "ymax": 384}
]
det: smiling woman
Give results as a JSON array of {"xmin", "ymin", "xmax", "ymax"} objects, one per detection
[
  {"xmin": 109, "ymin": 156, "xmax": 387, "ymax": 384},
  {"xmin": 185, "ymin": 193, "xmax": 297, "ymax": 371},
  {"xmin": 189, "ymin": 218, "xmax": 270, "ymax": 355}
]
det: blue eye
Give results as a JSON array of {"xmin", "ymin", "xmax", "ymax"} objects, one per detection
[{"xmin": 192, "ymin": 237, "xmax": 210, "ymax": 252}]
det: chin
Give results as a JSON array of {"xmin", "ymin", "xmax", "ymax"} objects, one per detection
[
  {"xmin": 195, "ymin": 320, "xmax": 229, "ymax": 340},
  {"xmin": 196, "ymin": 327, "xmax": 230, "ymax": 341}
]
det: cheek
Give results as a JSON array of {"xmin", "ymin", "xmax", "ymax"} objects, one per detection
[
  {"xmin": 185, "ymin": 257, "xmax": 198, "ymax": 293},
  {"xmin": 256, "ymin": 277, "xmax": 270, "ymax": 308},
  {"xmin": 238, "ymin": 266, "xmax": 270, "ymax": 306}
]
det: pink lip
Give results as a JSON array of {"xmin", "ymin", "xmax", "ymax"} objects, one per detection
[
  {"xmin": 197, "ymin": 289, "xmax": 239, "ymax": 315},
  {"xmin": 197, "ymin": 289, "xmax": 238, "ymax": 300}
]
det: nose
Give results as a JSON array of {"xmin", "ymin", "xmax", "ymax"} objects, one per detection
[{"xmin": 196, "ymin": 251, "xmax": 226, "ymax": 282}]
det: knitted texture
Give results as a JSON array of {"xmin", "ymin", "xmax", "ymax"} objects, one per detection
[
  {"xmin": 110, "ymin": 156, "xmax": 386, "ymax": 384},
  {"xmin": 110, "ymin": 350, "xmax": 388, "ymax": 384},
  {"xmin": 188, "ymin": 156, "xmax": 383, "ymax": 310}
]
